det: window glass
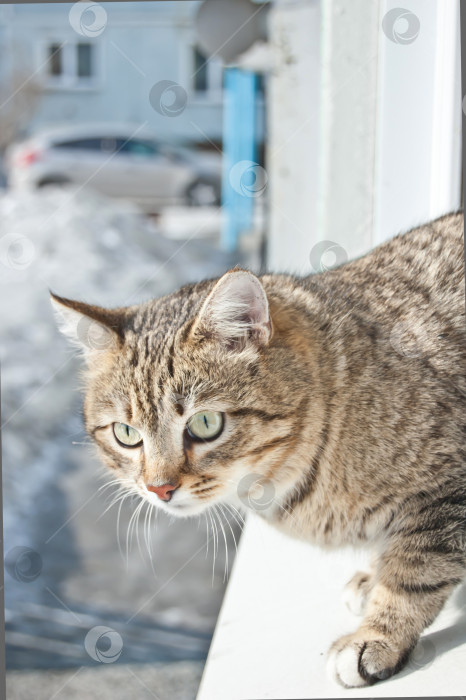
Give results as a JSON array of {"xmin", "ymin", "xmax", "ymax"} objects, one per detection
[
  {"xmin": 54, "ymin": 138, "xmax": 103, "ymax": 151},
  {"xmin": 45, "ymin": 42, "xmax": 95, "ymax": 84},
  {"xmin": 193, "ymin": 47, "xmax": 208, "ymax": 92},
  {"xmin": 48, "ymin": 43, "xmax": 62, "ymax": 76},
  {"xmin": 116, "ymin": 139, "xmax": 158, "ymax": 157},
  {"xmin": 101, "ymin": 138, "xmax": 117, "ymax": 153},
  {"xmin": 77, "ymin": 43, "xmax": 93, "ymax": 78}
]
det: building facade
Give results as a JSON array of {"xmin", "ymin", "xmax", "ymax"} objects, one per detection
[{"xmin": 0, "ymin": 1, "xmax": 225, "ymax": 145}]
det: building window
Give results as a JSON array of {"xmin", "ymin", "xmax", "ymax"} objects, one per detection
[
  {"xmin": 44, "ymin": 41, "xmax": 98, "ymax": 88},
  {"xmin": 192, "ymin": 45, "xmax": 223, "ymax": 97},
  {"xmin": 193, "ymin": 47, "xmax": 208, "ymax": 92},
  {"xmin": 77, "ymin": 43, "xmax": 92, "ymax": 79},
  {"xmin": 48, "ymin": 43, "xmax": 62, "ymax": 76}
]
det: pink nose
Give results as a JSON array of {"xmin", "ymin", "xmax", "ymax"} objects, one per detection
[{"xmin": 146, "ymin": 483, "xmax": 177, "ymax": 501}]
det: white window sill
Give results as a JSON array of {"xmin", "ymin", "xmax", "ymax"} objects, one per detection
[
  {"xmin": 40, "ymin": 83, "xmax": 103, "ymax": 93},
  {"xmin": 197, "ymin": 513, "xmax": 466, "ymax": 699},
  {"xmin": 188, "ymin": 94, "xmax": 224, "ymax": 106}
]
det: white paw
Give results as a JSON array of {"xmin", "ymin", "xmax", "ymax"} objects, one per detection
[
  {"xmin": 342, "ymin": 571, "xmax": 372, "ymax": 616},
  {"xmin": 327, "ymin": 645, "xmax": 367, "ymax": 688},
  {"xmin": 342, "ymin": 584, "xmax": 366, "ymax": 616},
  {"xmin": 328, "ymin": 633, "xmax": 409, "ymax": 687}
]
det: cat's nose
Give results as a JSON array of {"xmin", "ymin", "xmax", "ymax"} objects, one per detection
[{"xmin": 146, "ymin": 482, "xmax": 178, "ymax": 501}]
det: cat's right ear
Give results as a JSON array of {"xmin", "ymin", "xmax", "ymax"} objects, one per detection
[
  {"xmin": 190, "ymin": 269, "xmax": 272, "ymax": 351},
  {"xmin": 50, "ymin": 292, "xmax": 124, "ymax": 360}
]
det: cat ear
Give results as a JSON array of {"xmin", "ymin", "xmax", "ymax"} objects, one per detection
[
  {"xmin": 192, "ymin": 270, "xmax": 272, "ymax": 349},
  {"xmin": 50, "ymin": 292, "xmax": 123, "ymax": 359}
]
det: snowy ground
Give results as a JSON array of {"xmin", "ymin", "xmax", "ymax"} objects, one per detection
[{"xmin": 1, "ymin": 187, "xmax": 259, "ymax": 698}]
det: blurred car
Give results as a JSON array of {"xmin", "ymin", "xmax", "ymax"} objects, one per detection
[{"xmin": 5, "ymin": 123, "xmax": 222, "ymax": 212}]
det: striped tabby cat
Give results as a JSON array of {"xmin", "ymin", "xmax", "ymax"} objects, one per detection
[{"xmin": 52, "ymin": 211, "xmax": 465, "ymax": 687}]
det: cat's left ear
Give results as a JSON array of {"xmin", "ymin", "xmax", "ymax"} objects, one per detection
[
  {"xmin": 191, "ymin": 269, "xmax": 272, "ymax": 349},
  {"xmin": 50, "ymin": 291, "xmax": 125, "ymax": 360}
]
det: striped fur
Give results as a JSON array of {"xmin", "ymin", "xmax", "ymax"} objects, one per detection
[{"xmin": 52, "ymin": 211, "xmax": 466, "ymax": 687}]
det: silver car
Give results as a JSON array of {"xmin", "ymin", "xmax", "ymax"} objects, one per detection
[{"xmin": 5, "ymin": 123, "xmax": 222, "ymax": 212}]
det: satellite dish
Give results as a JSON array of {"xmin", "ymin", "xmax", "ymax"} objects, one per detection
[{"xmin": 195, "ymin": 0, "xmax": 269, "ymax": 64}]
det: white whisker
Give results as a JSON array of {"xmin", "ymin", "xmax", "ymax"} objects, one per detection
[
  {"xmin": 116, "ymin": 491, "xmax": 134, "ymax": 562},
  {"xmin": 207, "ymin": 508, "xmax": 218, "ymax": 585},
  {"xmin": 134, "ymin": 498, "xmax": 146, "ymax": 561},
  {"xmin": 224, "ymin": 502, "xmax": 246, "ymax": 528},
  {"xmin": 204, "ymin": 513, "xmax": 210, "ymax": 557},
  {"xmin": 126, "ymin": 495, "xmax": 143, "ymax": 567},
  {"xmin": 97, "ymin": 477, "xmax": 128, "ymax": 493},
  {"xmin": 96, "ymin": 491, "xmax": 132, "ymax": 521},
  {"xmin": 219, "ymin": 504, "xmax": 239, "ymax": 556},
  {"xmin": 213, "ymin": 505, "xmax": 229, "ymax": 582}
]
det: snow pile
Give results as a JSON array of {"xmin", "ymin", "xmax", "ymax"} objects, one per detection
[{"xmin": 0, "ymin": 186, "xmax": 230, "ymax": 544}]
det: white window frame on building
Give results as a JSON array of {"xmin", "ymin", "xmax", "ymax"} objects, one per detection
[
  {"xmin": 190, "ymin": 44, "xmax": 223, "ymax": 100},
  {"xmin": 40, "ymin": 39, "xmax": 104, "ymax": 90}
]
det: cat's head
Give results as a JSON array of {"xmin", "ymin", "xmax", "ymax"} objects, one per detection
[{"xmin": 51, "ymin": 270, "xmax": 311, "ymax": 518}]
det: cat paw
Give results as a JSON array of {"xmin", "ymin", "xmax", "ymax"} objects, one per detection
[
  {"xmin": 327, "ymin": 632, "xmax": 410, "ymax": 688},
  {"xmin": 342, "ymin": 570, "xmax": 373, "ymax": 616}
]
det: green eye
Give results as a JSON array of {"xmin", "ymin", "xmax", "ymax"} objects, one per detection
[
  {"xmin": 113, "ymin": 422, "xmax": 143, "ymax": 448},
  {"xmin": 186, "ymin": 411, "xmax": 223, "ymax": 441}
]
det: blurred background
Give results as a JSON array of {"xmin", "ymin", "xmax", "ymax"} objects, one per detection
[{"xmin": 0, "ymin": 1, "xmax": 462, "ymax": 699}]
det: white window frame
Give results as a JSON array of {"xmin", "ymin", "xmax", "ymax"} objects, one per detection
[
  {"xmin": 189, "ymin": 43, "xmax": 224, "ymax": 101},
  {"xmin": 373, "ymin": 0, "xmax": 462, "ymax": 245},
  {"xmin": 39, "ymin": 38, "xmax": 104, "ymax": 91},
  {"xmin": 266, "ymin": 0, "xmax": 462, "ymax": 270}
]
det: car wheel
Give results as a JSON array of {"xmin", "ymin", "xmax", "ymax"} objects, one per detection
[{"xmin": 186, "ymin": 179, "xmax": 220, "ymax": 207}]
